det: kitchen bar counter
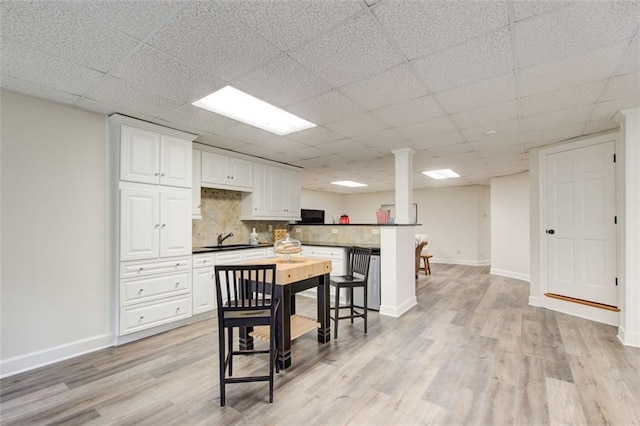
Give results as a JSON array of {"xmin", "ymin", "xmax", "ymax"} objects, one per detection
[{"xmin": 192, "ymin": 242, "xmax": 380, "ymax": 255}]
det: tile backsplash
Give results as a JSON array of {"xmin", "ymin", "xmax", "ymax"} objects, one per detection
[
  {"xmin": 192, "ymin": 188, "xmax": 289, "ymax": 247},
  {"xmin": 288, "ymin": 225, "xmax": 381, "ymax": 245}
]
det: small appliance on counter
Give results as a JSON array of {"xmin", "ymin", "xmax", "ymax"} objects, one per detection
[
  {"xmin": 339, "ymin": 214, "xmax": 350, "ymax": 224},
  {"xmin": 273, "ymin": 233, "xmax": 302, "ymax": 262}
]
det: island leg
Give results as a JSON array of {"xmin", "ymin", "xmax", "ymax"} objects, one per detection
[
  {"xmin": 317, "ymin": 273, "xmax": 331, "ymax": 343},
  {"xmin": 276, "ymin": 284, "xmax": 292, "ymax": 369}
]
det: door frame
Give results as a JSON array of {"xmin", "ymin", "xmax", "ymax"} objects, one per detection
[{"xmin": 536, "ymin": 132, "xmax": 620, "ymax": 326}]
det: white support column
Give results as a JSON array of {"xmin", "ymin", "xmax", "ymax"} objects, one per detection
[
  {"xmin": 391, "ymin": 148, "xmax": 415, "ymax": 224},
  {"xmin": 379, "ymin": 148, "xmax": 418, "ymax": 318},
  {"xmin": 615, "ymin": 106, "xmax": 640, "ymax": 347}
]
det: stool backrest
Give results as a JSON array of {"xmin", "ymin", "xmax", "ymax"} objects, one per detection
[
  {"xmin": 215, "ymin": 264, "xmax": 277, "ymax": 310},
  {"xmin": 350, "ymin": 247, "xmax": 372, "ymax": 281}
]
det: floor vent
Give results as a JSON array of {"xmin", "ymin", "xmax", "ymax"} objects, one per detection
[{"xmin": 544, "ymin": 293, "xmax": 620, "ymax": 312}]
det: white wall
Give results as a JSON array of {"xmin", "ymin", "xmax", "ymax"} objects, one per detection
[
  {"xmin": 300, "ymin": 189, "xmax": 345, "ymax": 224},
  {"xmin": 343, "ymin": 185, "xmax": 491, "ymax": 265},
  {"xmin": 0, "ymin": 91, "xmax": 112, "ymax": 376},
  {"xmin": 490, "ymin": 173, "xmax": 530, "ymax": 281}
]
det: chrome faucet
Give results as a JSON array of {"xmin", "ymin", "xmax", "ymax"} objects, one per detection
[{"xmin": 217, "ymin": 232, "xmax": 234, "ymax": 246}]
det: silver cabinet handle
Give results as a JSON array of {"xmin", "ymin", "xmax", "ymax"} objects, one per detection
[
  {"xmin": 138, "ymin": 289, "xmax": 143, "ymax": 294},
  {"xmin": 161, "ymin": 173, "xmax": 165, "ymax": 177},
  {"xmin": 162, "ymin": 224, "xmax": 166, "ymax": 228},
  {"xmin": 155, "ymin": 224, "xmax": 160, "ymax": 228},
  {"xmin": 139, "ymin": 316, "xmax": 144, "ymax": 322},
  {"xmin": 139, "ymin": 267, "xmax": 144, "ymax": 271}
]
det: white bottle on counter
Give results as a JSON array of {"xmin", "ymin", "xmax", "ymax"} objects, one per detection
[{"xmin": 250, "ymin": 228, "xmax": 259, "ymax": 246}]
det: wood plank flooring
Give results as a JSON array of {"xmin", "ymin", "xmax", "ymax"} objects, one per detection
[{"xmin": 2, "ymin": 264, "xmax": 639, "ymax": 425}]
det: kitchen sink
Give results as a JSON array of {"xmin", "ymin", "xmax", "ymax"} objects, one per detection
[{"xmin": 202, "ymin": 244, "xmax": 255, "ymax": 251}]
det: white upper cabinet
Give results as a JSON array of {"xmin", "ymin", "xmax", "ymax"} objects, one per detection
[
  {"xmin": 241, "ymin": 164, "xmax": 301, "ymax": 220},
  {"xmin": 201, "ymin": 151, "xmax": 253, "ymax": 190},
  {"xmin": 192, "ymin": 149, "xmax": 202, "ymax": 219},
  {"xmin": 120, "ymin": 124, "xmax": 192, "ymax": 188},
  {"xmin": 120, "ymin": 186, "xmax": 191, "ymax": 261}
]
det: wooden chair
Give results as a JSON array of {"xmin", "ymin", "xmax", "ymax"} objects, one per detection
[
  {"xmin": 330, "ymin": 247, "xmax": 372, "ymax": 339},
  {"xmin": 214, "ymin": 264, "xmax": 280, "ymax": 407},
  {"xmin": 415, "ymin": 241, "xmax": 427, "ymax": 278}
]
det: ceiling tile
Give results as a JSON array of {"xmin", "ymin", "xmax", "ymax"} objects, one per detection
[
  {"xmin": 63, "ymin": 0, "xmax": 182, "ymax": 40},
  {"xmin": 256, "ymin": 137, "xmax": 309, "ymax": 153},
  {"xmin": 518, "ymin": 42, "xmax": 628, "ymax": 97},
  {"xmin": 523, "ymin": 123, "xmax": 584, "ymax": 149},
  {"xmin": 599, "ymin": 73, "xmax": 640, "ymax": 103},
  {"xmin": 1, "ymin": 75, "xmax": 80, "ymax": 105},
  {"xmin": 231, "ymin": 55, "xmax": 332, "ymax": 108},
  {"xmin": 1, "ymin": 1, "xmax": 139, "ymax": 73},
  {"xmin": 215, "ymin": 0, "xmax": 363, "ymax": 51},
  {"xmin": 373, "ymin": 95, "xmax": 445, "ymax": 127},
  {"xmin": 616, "ymin": 38, "xmax": 639, "ymax": 76},
  {"xmin": 521, "ymin": 105, "xmax": 593, "ymax": 132},
  {"xmin": 111, "ymin": 46, "xmax": 225, "ymax": 103},
  {"xmin": 461, "ymin": 118, "xmax": 521, "ymax": 142},
  {"xmin": 214, "ymin": 122, "xmax": 284, "ymax": 145},
  {"xmin": 340, "ymin": 64, "xmax": 428, "ymax": 110},
  {"xmin": 285, "ymin": 125, "xmax": 343, "ymax": 145},
  {"xmin": 84, "ymin": 76, "xmax": 183, "ymax": 117},
  {"xmin": 511, "ymin": 1, "xmax": 569, "ymax": 22},
  {"xmin": 412, "ymin": 28, "xmax": 514, "ymax": 92},
  {"xmin": 285, "ymin": 145, "xmax": 328, "ymax": 160},
  {"xmin": 350, "ymin": 128, "xmax": 408, "ymax": 148},
  {"xmin": 395, "ymin": 116, "xmax": 458, "ymax": 141},
  {"xmin": 591, "ymin": 97, "xmax": 639, "ymax": 121},
  {"xmin": 373, "ymin": 0, "xmax": 508, "ymax": 59},
  {"xmin": 515, "ymin": 2, "xmax": 639, "ymax": 68},
  {"xmin": 1, "ymin": 37, "xmax": 105, "ymax": 96},
  {"xmin": 450, "ymin": 100, "xmax": 519, "ymax": 130},
  {"xmin": 471, "ymin": 135, "xmax": 523, "ymax": 152},
  {"xmin": 289, "ymin": 13, "xmax": 404, "ymax": 87},
  {"xmin": 520, "ymin": 79, "xmax": 607, "ymax": 117},
  {"xmin": 415, "ymin": 131, "xmax": 467, "ymax": 149},
  {"xmin": 436, "ymin": 73, "xmax": 516, "ymax": 114},
  {"xmin": 147, "ymin": 1, "xmax": 281, "ymax": 80},
  {"xmin": 158, "ymin": 104, "xmax": 238, "ymax": 135},
  {"xmin": 196, "ymin": 133, "xmax": 250, "ymax": 152},
  {"xmin": 287, "ymin": 90, "xmax": 365, "ymax": 125},
  {"xmin": 324, "ymin": 112, "xmax": 389, "ymax": 138}
]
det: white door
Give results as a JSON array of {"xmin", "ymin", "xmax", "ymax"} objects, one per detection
[
  {"xmin": 120, "ymin": 189, "xmax": 159, "ymax": 260},
  {"xmin": 160, "ymin": 135, "xmax": 192, "ymax": 188},
  {"xmin": 120, "ymin": 125, "xmax": 160, "ymax": 184},
  {"xmin": 160, "ymin": 191, "xmax": 191, "ymax": 257},
  {"xmin": 546, "ymin": 141, "xmax": 617, "ymax": 306}
]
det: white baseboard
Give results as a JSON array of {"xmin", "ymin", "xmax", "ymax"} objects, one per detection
[
  {"xmin": 0, "ymin": 333, "xmax": 114, "ymax": 379},
  {"xmin": 431, "ymin": 258, "xmax": 491, "ymax": 266},
  {"xmin": 380, "ymin": 296, "xmax": 417, "ymax": 318},
  {"xmin": 617, "ymin": 325, "xmax": 640, "ymax": 347},
  {"xmin": 490, "ymin": 268, "xmax": 530, "ymax": 282},
  {"xmin": 529, "ymin": 296, "xmax": 543, "ymax": 307}
]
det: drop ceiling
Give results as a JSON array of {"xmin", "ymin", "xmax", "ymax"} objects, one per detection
[{"xmin": 1, "ymin": 0, "xmax": 638, "ymax": 193}]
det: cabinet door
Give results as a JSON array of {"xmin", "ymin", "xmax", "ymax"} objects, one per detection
[
  {"xmin": 193, "ymin": 266, "xmax": 215, "ymax": 314},
  {"xmin": 229, "ymin": 158, "xmax": 253, "ymax": 188},
  {"xmin": 251, "ymin": 163, "xmax": 267, "ymax": 216},
  {"xmin": 283, "ymin": 170, "xmax": 301, "ymax": 218},
  {"xmin": 160, "ymin": 191, "xmax": 192, "ymax": 257},
  {"xmin": 266, "ymin": 166, "xmax": 285, "ymax": 215},
  {"xmin": 192, "ymin": 150, "xmax": 202, "ymax": 218},
  {"xmin": 201, "ymin": 152, "xmax": 229, "ymax": 185},
  {"xmin": 121, "ymin": 189, "xmax": 160, "ymax": 260},
  {"xmin": 160, "ymin": 135, "xmax": 192, "ymax": 188},
  {"xmin": 121, "ymin": 125, "xmax": 160, "ymax": 184}
]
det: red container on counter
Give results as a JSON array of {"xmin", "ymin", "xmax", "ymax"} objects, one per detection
[{"xmin": 339, "ymin": 214, "xmax": 350, "ymax": 224}]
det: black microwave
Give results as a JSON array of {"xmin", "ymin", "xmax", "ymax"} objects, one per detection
[{"xmin": 297, "ymin": 209, "xmax": 325, "ymax": 224}]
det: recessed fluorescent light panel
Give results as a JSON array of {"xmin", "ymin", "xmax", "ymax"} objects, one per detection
[
  {"xmin": 331, "ymin": 180, "xmax": 368, "ymax": 188},
  {"xmin": 192, "ymin": 86, "xmax": 316, "ymax": 136},
  {"xmin": 422, "ymin": 169, "xmax": 461, "ymax": 179}
]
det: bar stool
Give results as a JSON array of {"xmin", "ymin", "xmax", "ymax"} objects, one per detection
[{"xmin": 419, "ymin": 254, "xmax": 432, "ymax": 275}]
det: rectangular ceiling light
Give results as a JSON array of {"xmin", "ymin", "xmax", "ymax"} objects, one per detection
[
  {"xmin": 331, "ymin": 180, "xmax": 368, "ymax": 187},
  {"xmin": 192, "ymin": 86, "xmax": 316, "ymax": 135},
  {"xmin": 422, "ymin": 168, "xmax": 461, "ymax": 179}
]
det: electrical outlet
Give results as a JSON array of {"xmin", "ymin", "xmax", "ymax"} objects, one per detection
[
  {"xmin": 372, "ymin": 228, "xmax": 380, "ymax": 235},
  {"xmin": 332, "ymin": 228, "xmax": 338, "ymax": 234},
  {"xmin": 295, "ymin": 227, "xmax": 301, "ymax": 233}
]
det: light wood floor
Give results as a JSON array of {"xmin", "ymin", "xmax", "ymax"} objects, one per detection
[{"xmin": 2, "ymin": 264, "xmax": 639, "ymax": 425}]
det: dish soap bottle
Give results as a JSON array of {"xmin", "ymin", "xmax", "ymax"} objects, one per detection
[{"xmin": 250, "ymin": 228, "xmax": 259, "ymax": 246}]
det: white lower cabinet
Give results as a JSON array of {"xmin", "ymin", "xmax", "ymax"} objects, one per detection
[
  {"xmin": 192, "ymin": 253, "xmax": 215, "ymax": 315},
  {"xmin": 119, "ymin": 256, "xmax": 192, "ymax": 335},
  {"xmin": 303, "ymin": 246, "xmax": 347, "ymax": 276}
]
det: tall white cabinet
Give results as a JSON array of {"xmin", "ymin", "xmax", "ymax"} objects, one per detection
[{"xmin": 110, "ymin": 115, "xmax": 196, "ymax": 342}]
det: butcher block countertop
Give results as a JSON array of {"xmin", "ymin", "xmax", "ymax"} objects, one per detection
[{"xmin": 238, "ymin": 256, "xmax": 331, "ymax": 285}]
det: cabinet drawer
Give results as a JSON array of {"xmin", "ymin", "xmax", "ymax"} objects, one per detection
[
  {"xmin": 121, "ymin": 256, "xmax": 191, "ymax": 278},
  {"xmin": 121, "ymin": 271, "xmax": 191, "ymax": 305},
  {"xmin": 192, "ymin": 253, "xmax": 214, "ymax": 268},
  {"xmin": 242, "ymin": 248, "xmax": 267, "ymax": 260},
  {"xmin": 303, "ymin": 246, "xmax": 345, "ymax": 260},
  {"xmin": 214, "ymin": 252, "xmax": 243, "ymax": 264},
  {"xmin": 120, "ymin": 294, "xmax": 192, "ymax": 335}
]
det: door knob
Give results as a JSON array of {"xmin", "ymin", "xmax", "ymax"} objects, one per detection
[{"xmin": 546, "ymin": 229, "xmax": 555, "ymax": 234}]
